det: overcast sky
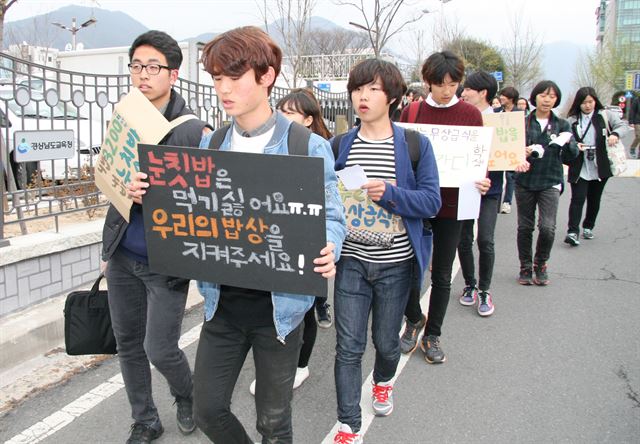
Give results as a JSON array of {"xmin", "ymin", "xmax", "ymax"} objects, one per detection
[{"xmin": 7, "ymin": 0, "xmax": 600, "ymax": 48}]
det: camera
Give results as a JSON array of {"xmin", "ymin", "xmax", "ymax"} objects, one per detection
[
  {"xmin": 530, "ymin": 144, "xmax": 545, "ymax": 158},
  {"xmin": 583, "ymin": 145, "xmax": 596, "ymax": 161}
]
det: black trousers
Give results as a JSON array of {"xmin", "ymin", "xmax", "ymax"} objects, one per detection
[
  {"xmin": 405, "ymin": 218, "xmax": 463, "ymax": 337},
  {"xmin": 193, "ymin": 316, "xmax": 303, "ymax": 444},
  {"xmin": 567, "ymin": 177, "xmax": 609, "ymax": 234}
]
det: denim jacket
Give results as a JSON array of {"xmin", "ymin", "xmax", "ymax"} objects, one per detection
[
  {"xmin": 196, "ymin": 113, "xmax": 347, "ymax": 342},
  {"xmin": 333, "ymin": 123, "xmax": 441, "ymax": 279}
]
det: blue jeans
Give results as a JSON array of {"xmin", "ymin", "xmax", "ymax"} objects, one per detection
[
  {"xmin": 503, "ymin": 172, "xmax": 516, "ymax": 204},
  {"xmin": 106, "ymin": 250, "xmax": 192, "ymax": 427},
  {"xmin": 334, "ymin": 256, "xmax": 413, "ymax": 432}
]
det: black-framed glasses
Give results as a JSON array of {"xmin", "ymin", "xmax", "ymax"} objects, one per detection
[{"xmin": 128, "ymin": 63, "xmax": 171, "ymax": 75}]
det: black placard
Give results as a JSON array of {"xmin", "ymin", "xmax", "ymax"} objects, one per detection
[{"xmin": 138, "ymin": 144, "xmax": 327, "ymax": 297}]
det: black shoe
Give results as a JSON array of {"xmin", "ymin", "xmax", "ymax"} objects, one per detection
[
  {"xmin": 399, "ymin": 314, "xmax": 426, "ymax": 354},
  {"xmin": 420, "ymin": 335, "xmax": 446, "ymax": 364},
  {"xmin": 533, "ymin": 263, "xmax": 549, "ymax": 286},
  {"xmin": 315, "ymin": 302, "xmax": 333, "ymax": 329},
  {"xmin": 126, "ymin": 423, "xmax": 163, "ymax": 444},
  {"xmin": 175, "ymin": 396, "xmax": 196, "ymax": 435},
  {"xmin": 564, "ymin": 233, "xmax": 580, "ymax": 246}
]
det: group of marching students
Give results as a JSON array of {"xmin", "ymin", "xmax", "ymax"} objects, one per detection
[{"xmin": 102, "ymin": 26, "xmax": 627, "ymax": 444}]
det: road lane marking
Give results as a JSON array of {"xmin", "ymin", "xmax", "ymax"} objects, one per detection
[
  {"xmin": 321, "ymin": 260, "xmax": 460, "ymax": 443},
  {"xmin": 5, "ymin": 323, "xmax": 203, "ymax": 444}
]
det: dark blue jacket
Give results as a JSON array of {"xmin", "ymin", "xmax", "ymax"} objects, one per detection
[{"xmin": 333, "ymin": 123, "xmax": 441, "ymax": 279}]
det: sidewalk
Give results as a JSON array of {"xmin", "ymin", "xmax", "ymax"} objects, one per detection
[{"xmin": 0, "ymin": 278, "xmax": 203, "ymax": 415}]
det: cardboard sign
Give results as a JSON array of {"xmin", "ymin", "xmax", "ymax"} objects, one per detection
[
  {"xmin": 396, "ymin": 123, "xmax": 493, "ymax": 187},
  {"xmin": 14, "ymin": 130, "xmax": 75, "ymax": 162},
  {"xmin": 138, "ymin": 144, "xmax": 328, "ymax": 297},
  {"xmin": 338, "ymin": 181, "xmax": 404, "ymax": 233},
  {"xmin": 94, "ymin": 88, "xmax": 173, "ymax": 222},
  {"xmin": 482, "ymin": 111, "xmax": 526, "ymax": 171}
]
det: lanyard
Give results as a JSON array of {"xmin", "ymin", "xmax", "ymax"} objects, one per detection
[{"xmin": 577, "ymin": 115, "xmax": 593, "ymax": 142}]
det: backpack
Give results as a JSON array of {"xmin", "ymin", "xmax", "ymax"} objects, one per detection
[
  {"xmin": 330, "ymin": 128, "xmax": 421, "ymax": 173},
  {"xmin": 208, "ymin": 121, "xmax": 311, "ymax": 155}
]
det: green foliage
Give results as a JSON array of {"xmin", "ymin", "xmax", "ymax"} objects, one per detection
[{"xmin": 443, "ymin": 38, "xmax": 504, "ymax": 74}]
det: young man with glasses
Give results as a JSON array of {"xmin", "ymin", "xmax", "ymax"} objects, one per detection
[{"xmin": 102, "ymin": 30, "xmax": 210, "ymax": 444}]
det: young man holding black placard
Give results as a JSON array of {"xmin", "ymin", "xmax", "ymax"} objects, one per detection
[
  {"xmin": 101, "ymin": 31, "xmax": 210, "ymax": 444},
  {"xmin": 189, "ymin": 26, "xmax": 345, "ymax": 444},
  {"xmin": 331, "ymin": 59, "xmax": 441, "ymax": 444}
]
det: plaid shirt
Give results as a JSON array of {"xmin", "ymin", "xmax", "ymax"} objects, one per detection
[{"xmin": 516, "ymin": 112, "xmax": 579, "ymax": 191}]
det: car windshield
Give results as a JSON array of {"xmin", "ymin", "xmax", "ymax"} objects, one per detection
[{"xmin": 0, "ymin": 91, "xmax": 80, "ymax": 119}]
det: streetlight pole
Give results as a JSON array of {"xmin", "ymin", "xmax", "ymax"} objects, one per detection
[{"xmin": 51, "ymin": 17, "xmax": 97, "ymax": 50}]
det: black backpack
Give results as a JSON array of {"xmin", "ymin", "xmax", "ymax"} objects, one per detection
[
  {"xmin": 330, "ymin": 128, "xmax": 421, "ymax": 173},
  {"xmin": 208, "ymin": 121, "xmax": 311, "ymax": 155}
]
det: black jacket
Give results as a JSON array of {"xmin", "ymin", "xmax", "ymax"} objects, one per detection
[{"xmin": 101, "ymin": 89, "xmax": 210, "ymax": 261}]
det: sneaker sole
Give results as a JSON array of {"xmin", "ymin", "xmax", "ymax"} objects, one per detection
[
  {"xmin": 478, "ymin": 307, "xmax": 495, "ymax": 317},
  {"xmin": 459, "ymin": 297, "xmax": 476, "ymax": 306},
  {"xmin": 533, "ymin": 279, "xmax": 549, "ymax": 286},
  {"xmin": 517, "ymin": 278, "xmax": 533, "ymax": 285},
  {"xmin": 317, "ymin": 321, "xmax": 332, "ymax": 329},
  {"xmin": 373, "ymin": 405, "xmax": 394, "ymax": 417},
  {"xmin": 419, "ymin": 342, "xmax": 446, "ymax": 364},
  {"xmin": 177, "ymin": 422, "xmax": 196, "ymax": 435}
]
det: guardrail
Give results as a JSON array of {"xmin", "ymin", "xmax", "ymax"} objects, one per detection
[{"xmin": 0, "ymin": 53, "xmax": 352, "ymax": 244}]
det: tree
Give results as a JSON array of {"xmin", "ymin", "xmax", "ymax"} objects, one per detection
[
  {"xmin": 443, "ymin": 37, "xmax": 504, "ymax": 74},
  {"xmin": 307, "ymin": 28, "xmax": 368, "ymax": 55},
  {"xmin": 0, "ymin": 0, "xmax": 18, "ymax": 50},
  {"xmin": 500, "ymin": 11, "xmax": 543, "ymax": 93},
  {"xmin": 334, "ymin": 0, "xmax": 426, "ymax": 57},
  {"xmin": 574, "ymin": 40, "xmax": 637, "ymax": 105},
  {"xmin": 259, "ymin": 0, "xmax": 316, "ymax": 88}
]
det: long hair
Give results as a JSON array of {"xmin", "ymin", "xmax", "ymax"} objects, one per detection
[
  {"xmin": 276, "ymin": 88, "xmax": 332, "ymax": 139},
  {"xmin": 567, "ymin": 86, "xmax": 604, "ymax": 117}
]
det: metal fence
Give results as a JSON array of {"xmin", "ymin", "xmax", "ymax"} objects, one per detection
[{"xmin": 0, "ymin": 53, "xmax": 352, "ymax": 243}]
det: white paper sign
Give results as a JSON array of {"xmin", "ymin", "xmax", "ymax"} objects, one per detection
[
  {"xmin": 397, "ymin": 123, "xmax": 493, "ymax": 187},
  {"xmin": 336, "ymin": 165, "xmax": 368, "ymax": 190}
]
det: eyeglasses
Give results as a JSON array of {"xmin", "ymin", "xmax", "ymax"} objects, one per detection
[{"xmin": 128, "ymin": 63, "xmax": 171, "ymax": 75}]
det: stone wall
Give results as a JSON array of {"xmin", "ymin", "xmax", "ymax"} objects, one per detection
[{"xmin": 0, "ymin": 220, "xmax": 103, "ymax": 317}]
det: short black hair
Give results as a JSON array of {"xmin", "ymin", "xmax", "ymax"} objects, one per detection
[
  {"xmin": 347, "ymin": 58, "xmax": 407, "ymax": 116},
  {"xmin": 567, "ymin": 86, "xmax": 604, "ymax": 117},
  {"xmin": 421, "ymin": 51, "xmax": 464, "ymax": 85},
  {"xmin": 129, "ymin": 30, "xmax": 183, "ymax": 69},
  {"xmin": 529, "ymin": 80, "xmax": 562, "ymax": 108},
  {"xmin": 464, "ymin": 71, "xmax": 498, "ymax": 104},
  {"xmin": 499, "ymin": 86, "xmax": 519, "ymax": 103}
]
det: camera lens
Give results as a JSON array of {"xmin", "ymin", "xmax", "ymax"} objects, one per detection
[{"xmin": 586, "ymin": 148, "xmax": 595, "ymax": 161}]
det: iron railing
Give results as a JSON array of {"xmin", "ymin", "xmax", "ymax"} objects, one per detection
[{"xmin": 0, "ymin": 53, "xmax": 352, "ymax": 242}]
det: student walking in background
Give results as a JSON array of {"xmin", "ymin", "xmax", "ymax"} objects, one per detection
[
  {"xmin": 564, "ymin": 87, "xmax": 626, "ymax": 246},
  {"xmin": 516, "ymin": 80, "xmax": 578, "ymax": 286},
  {"xmin": 499, "ymin": 86, "xmax": 520, "ymax": 215},
  {"xmin": 398, "ymin": 51, "xmax": 490, "ymax": 364}
]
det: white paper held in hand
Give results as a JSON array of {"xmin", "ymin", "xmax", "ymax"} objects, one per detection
[{"xmin": 336, "ymin": 165, "xmax": 368, "ymax": 190}]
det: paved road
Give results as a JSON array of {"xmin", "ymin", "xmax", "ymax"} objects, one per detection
[{"xmin": 1, "ymin": 178, "xmax": 639, "ymax": 444}]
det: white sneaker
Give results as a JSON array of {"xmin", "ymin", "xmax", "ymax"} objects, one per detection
[
  {"xmin": 250, "ymin": 366, "xmax": 310, "ymax": 396},
  {"xmin": 334, "ymin": 423, "xmax": 363, "ymax": 444},
  {"xmin": 500, "ymin": 202, "xmax": 511, "ymax": 214},
  {"xmin": 293, "ymin": 366, "xmax": 310, "ymax": 389},
  {"xmin": 371, "ymin": 380, "xmax": 393, "ymax": 416}
]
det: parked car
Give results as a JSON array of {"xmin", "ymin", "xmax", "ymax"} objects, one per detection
[{"xmin": 1, "ymin": 88, "xmax": 103, "ymax": 183}]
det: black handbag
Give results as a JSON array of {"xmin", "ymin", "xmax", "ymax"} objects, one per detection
[{"xmin": 64, "ymin": 273, "xmax": 118, "ymax": 355}]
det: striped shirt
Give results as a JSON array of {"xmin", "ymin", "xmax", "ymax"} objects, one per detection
[{"xmin": 341, "ymin": 134, "xmax": 414, "ymax": 263}]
